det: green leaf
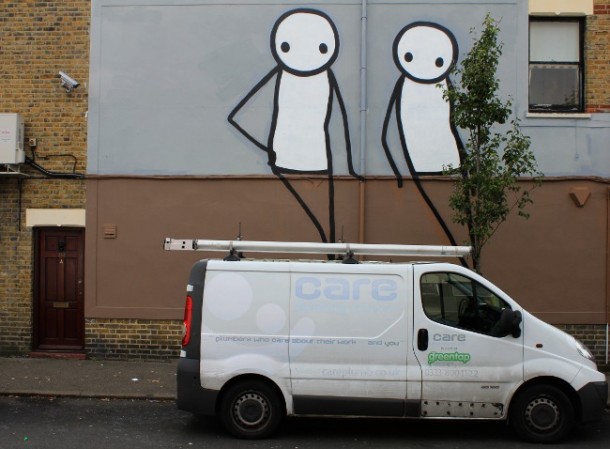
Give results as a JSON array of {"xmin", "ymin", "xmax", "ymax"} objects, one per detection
[{"xmin": 442, "ymin": 14, "xmax": 541, "ymax": 272}]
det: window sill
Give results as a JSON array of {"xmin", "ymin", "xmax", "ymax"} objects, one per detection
[{"xmin": 527, "ymin": 112, "xmax": 591, "ymax": 119}]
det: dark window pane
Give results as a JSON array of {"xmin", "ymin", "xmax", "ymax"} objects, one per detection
[{"xmin": 529, "ymin": 65, "xmax": 581, "ymax": 112}]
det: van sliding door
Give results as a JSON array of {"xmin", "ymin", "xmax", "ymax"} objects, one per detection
[{"xmin": 288, "ymin": 263, "xmax": 413, "ymax": 417}]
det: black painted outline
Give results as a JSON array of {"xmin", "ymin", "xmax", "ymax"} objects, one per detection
[
  {"xmin": 228, "ymin": 8, "xmax": 360, "ymax": 243},
  {"xmin": 392, "ymin": 21, "xmax": 459, "ymax": 85},
  {"xmin": 382, "ymin": 22, "xmax": 467, "ymax": 266},
  {"xmin": 270, "ymin": 8, "xmax": 340, "ymax": 77}
]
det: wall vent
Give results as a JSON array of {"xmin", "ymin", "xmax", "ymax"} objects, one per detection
[{"xmin": 103, "ymin": 224, "xmax": 117, "ymax": 239}]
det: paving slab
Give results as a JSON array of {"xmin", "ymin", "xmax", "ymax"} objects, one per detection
[{"xmin": 0, "ymin": 358, "xmax": 177, "ymax": 399}]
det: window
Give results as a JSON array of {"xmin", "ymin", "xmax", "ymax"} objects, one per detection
[
  {"xmin": 421, "ymin": 272, "xmax": 511, "ymax": 336},
  {"xmin": 529, "ymin": 18, "xmax": 584, "ymax": 112}
]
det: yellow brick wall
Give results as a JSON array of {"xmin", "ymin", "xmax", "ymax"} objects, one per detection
[
  {"xmin": 0, "ymin": 1, "xmax": 89, "ymax": 355},
  {"xmin": 586, "ymin": 0, "xmax": 610, "ymax": 111},
  {"xmin": 86, "ymin": 319, "xmax": 182, "ymax": 360},
  {"xmin": 556, "ymin": 324, "xmax": 609, "ymax": 370}
]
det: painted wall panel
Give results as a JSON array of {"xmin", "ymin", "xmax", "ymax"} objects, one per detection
[
  {"xmin": 85, "ymin": 177, "xmax": 609, "ymax": 323},
  {"xmin": 522, "ymin": 116, "xmax": 610, "ymax": 176},
  {"xmin": 88, "ymin": 0, "xmax": 610, "ymax": 178},
  {"xmin": 89, "ymin": 1, "xmax": 518, "ymax": 175},
  {"xmin": 89, "ymin": 1, "xmax": 362, "ymax": 175}
]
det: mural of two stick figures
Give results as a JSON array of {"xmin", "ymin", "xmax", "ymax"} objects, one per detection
[{"xmin": 229, "ymin": 8, "xmax": 462, "ymax": 246}]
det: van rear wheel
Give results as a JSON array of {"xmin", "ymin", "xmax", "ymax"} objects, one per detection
[
  {"xmin": 220, "ymin": 380, "xmax": 284, "ymax": 439},
  {"xmin": 509, "ymin": 384, "xmax": 575, "ymax": 443}
]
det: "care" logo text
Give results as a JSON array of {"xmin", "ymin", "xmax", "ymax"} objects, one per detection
[{"xmin": 295, "ymin": 277, "xmax": 398, "ymax": 301}]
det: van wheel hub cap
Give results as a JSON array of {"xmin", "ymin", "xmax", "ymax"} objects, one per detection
[
  {"xmin": 234, "ymin": 393, "xmax": 269, "ymax": 427},
  {"xmin": 525, "ymin": 397, "xmax": 560, "ymax": 432}
]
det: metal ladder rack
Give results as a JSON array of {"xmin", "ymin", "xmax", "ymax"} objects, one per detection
[{"xmin": 163, "ymin": 238, "xmax": 471, "ymax": 260}]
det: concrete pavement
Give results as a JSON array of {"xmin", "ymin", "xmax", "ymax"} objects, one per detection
[{"xmin": 0, "ymin": 357, "xmax": 177, "ymax": 399}]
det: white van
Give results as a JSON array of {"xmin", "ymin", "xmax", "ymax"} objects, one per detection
[{"xmin": 167, "ymin": 239, "xmax": 607, "ymax": 443}]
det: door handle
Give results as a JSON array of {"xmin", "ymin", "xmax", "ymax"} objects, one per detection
[{"xmin": 417, "ymin": 329, "xmax": 429, "ymax": 351}]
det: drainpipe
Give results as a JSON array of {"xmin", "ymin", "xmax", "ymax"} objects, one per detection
[
  {"xmin": 607, "ymin": 187, "xmax": 610, "ymax": 364},
  {"xmin": 358, "ymin": 0, "xmax": 368, "ymax": 244},
  {"xmin": 606, "ymin": 323, "xmax": 610, "ymax": 365}
]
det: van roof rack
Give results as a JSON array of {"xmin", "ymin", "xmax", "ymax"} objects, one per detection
[{"xmin": 163, "ymin": 238, "xmax": 471, "ymax": 259}]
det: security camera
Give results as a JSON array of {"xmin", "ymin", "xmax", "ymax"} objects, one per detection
[{"xmin": 58, "ymin": 71, "xmax": 79, "ymax": 93}]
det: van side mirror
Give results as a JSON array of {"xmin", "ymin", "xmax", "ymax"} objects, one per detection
[
  {"xmin": 495, "ymin": 309, "xmax": 522, "ymax": 338},
  {"xmin": 510, "ymin": 310, "xmax": 522, "ymax": 338}
]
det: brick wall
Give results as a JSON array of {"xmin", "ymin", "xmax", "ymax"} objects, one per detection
[
  {"xmin": 1, "ymin": 1, "xmax": 89, "ymax": 171},
  {"xmin": 586, "ymin": 0, "xmax": 610, "ymax": 112},
  {"xmin": 86, "ymin": 319, "xmax": 182, "ymax": 360},
  {"xmin": 0, "ymin": 1, "xmax": 89, "ymax": 355},
  {"xmin": 0, "ymin": 180, "xmax": 30, "ymax": 355},
  {"xmin": 556, "ymin": 324, "xmax": 609, "ymax": 370}
]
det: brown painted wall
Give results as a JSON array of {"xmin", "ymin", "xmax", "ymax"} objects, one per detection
[{"xmin": 85, "ymin": 177, "xmax": 610, "ymax": 325}]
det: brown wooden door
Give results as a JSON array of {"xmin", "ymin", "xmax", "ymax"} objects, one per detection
[{"xmin": 35, "ymin": 228, "xmax": 85, "ymax": 350}]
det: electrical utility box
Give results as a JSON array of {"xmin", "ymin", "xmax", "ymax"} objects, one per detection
[{"xmin": 0, "ymin": 113, "xmax": 25, "ymax": 164}]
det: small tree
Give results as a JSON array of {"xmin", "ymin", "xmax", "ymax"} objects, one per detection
[{"xmin": 444, "ymin": 14, "xmax": 541, "ymax": 273}]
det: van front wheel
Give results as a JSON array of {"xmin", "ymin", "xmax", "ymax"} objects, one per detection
[
  {"xmin": 220, "ymin": 380, "xmax": 284, "ymax": 439},
  {"xmin": 509, "ymin": 384, "xmax": 575, "ymax": 443}
]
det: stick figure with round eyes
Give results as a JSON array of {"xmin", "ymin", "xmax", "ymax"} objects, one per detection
[
  {"xmin": 382, "ymin": 22, "xmax": 465, "ymax": 250},
  {"xmin": 228, "ymin": 8, "xmax": 361, "ymax": 243}
]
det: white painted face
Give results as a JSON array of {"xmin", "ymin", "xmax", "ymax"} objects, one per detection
[
  {"xmin": 271, "ymin": 9, "xmax": 339, "ymax": 76},
  {"xmin": 393, "ymin": 23, "xmax": 458, "ymax": 84}
]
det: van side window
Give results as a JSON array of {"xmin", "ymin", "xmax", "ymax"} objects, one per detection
[{"xmin": 420, "ymin": 272, "xmax": 511, "ymax": 337}]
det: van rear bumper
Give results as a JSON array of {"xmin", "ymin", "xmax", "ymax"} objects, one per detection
[
  {"xmin": 577, "ymin": 381, "xmax": 608, "ymax": 423},
  {"xmin": 177, "ymin": 357, "xmax": 218, "ymax": 416}
]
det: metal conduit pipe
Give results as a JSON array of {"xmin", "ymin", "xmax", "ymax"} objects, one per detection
[
  {"xmin": 25, "ymin": 157, "xmax": 85, "ymax": 179},
  {"xmin": 358, "ymin": 0, "xmax": 368, "ymax": 244},
  {"xmin": 606, "ymin": 324, "xmax": 610, "ymax": 365}
]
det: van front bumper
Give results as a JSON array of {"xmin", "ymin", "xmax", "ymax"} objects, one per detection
[
  {"xmin": 177, "ymin": 357, "xmax": 218, "ymax": 416},
  {"xmin": 577, "ymin": 380, "xmax": 608, "ymax": 423}
]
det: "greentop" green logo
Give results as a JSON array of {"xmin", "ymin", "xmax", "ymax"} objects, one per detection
[{"xmin": 428, "ymin": 351, "xmax": 471, "ymax": 365}]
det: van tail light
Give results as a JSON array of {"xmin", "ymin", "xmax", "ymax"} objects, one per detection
[{"xmin": 182, "ymin": 295, "xmax": 193, "ymax": 347}]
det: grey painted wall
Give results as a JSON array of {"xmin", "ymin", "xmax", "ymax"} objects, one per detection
[{"xmin": 88, "ymin": 0, "xmax": 610, "ymax": 177}]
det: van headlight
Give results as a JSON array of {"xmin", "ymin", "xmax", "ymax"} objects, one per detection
[{"xmin": 575, "ymin": 339, "xmax": 595, "ymax": 362}]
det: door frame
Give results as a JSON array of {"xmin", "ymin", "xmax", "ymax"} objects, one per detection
[{"xmin": 32, "ymin": 226, "xmax": 86, "ymax": 351}]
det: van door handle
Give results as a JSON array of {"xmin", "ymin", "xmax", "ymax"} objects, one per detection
[{"xmin": 417, "ymin": 329, "xmax": 429, "ymax": 351}]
